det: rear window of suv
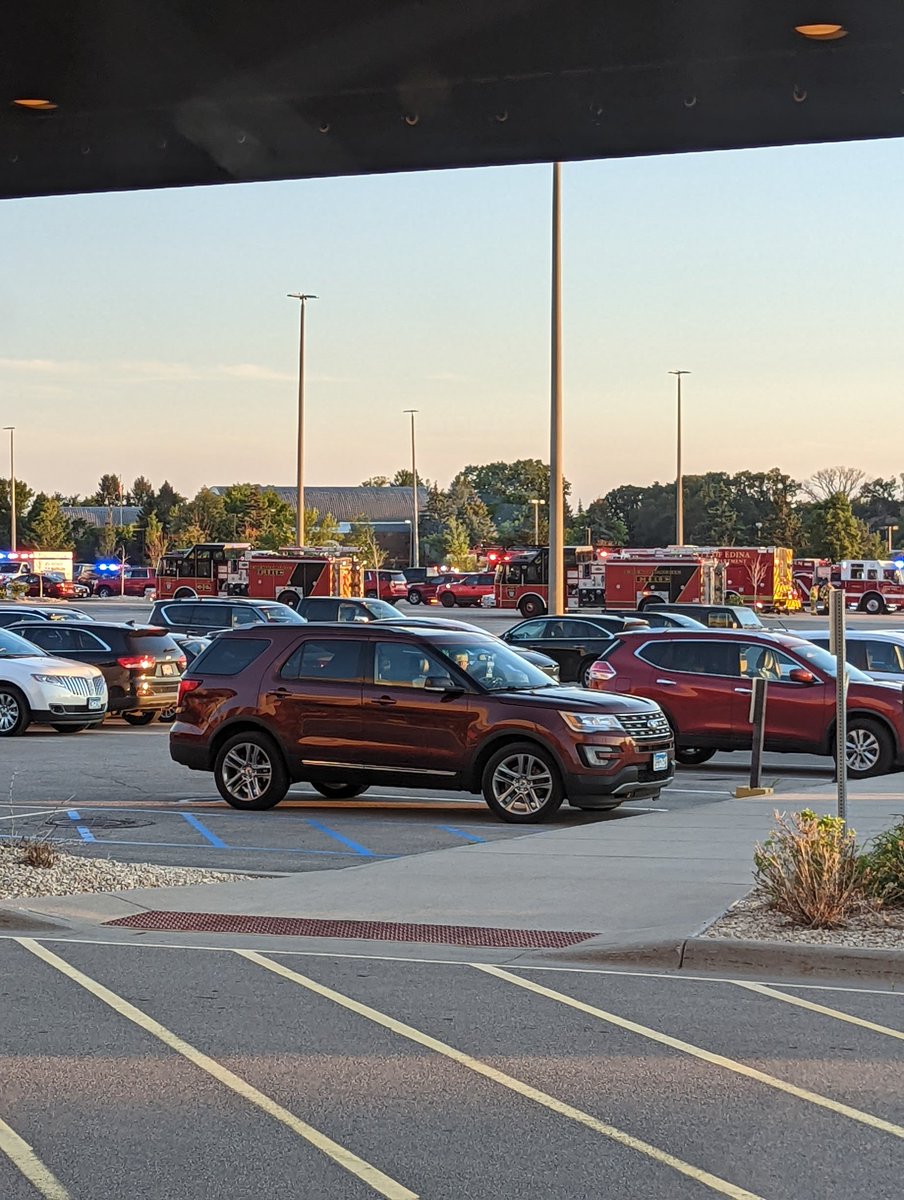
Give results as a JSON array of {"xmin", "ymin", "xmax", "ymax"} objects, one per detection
[{"xmin": 191, "ymin": 637, "xmax": 271, "ymax": 676}]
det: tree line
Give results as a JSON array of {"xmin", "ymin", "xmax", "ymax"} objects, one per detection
[{"xmin": 0, "ymin": 463, "xmax": 900, "ymax": 568}]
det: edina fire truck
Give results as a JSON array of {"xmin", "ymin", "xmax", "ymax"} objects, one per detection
[
  {"xmin": 600, "ymin": 552, "xmax": 726, "ymax": 610},
  {"xmin": 610, "ymin": 545, "xmax": 798, "ymax": 612},
  {"xmin": 155, "ymin": 543, "xmax": 360, "ymax": 605}
]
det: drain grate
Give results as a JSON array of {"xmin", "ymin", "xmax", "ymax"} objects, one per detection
[
  {"xmin": 105, "ymin": 911, "xmax": 598, "ymax": 948},
  {"xmin": 44, "ymin": 815, "xmax": 153, "ymax": 830}
]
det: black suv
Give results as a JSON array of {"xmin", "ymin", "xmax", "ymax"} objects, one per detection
[
  {"xmin": 149, "ymin": 598, "xmax": 306, "ymax": 636},
  {"xmin": 502, "ymin": 614, "xmax": 643, "ymax": 686},
  {"xmin": 295, "ymin": 596, "xmax": 400, "ymax": 622},
  {"xmin": 9, "ymin": 621, "xmax": 185, "ymax": 724}
]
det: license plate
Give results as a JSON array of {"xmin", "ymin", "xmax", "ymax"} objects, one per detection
[
  {"xmin": 161, "ymin": 662, "xmax": 176, "ymax": 676},
  {"xmin": 88, "ymin": 696, "xmax": 104, "ymax": 710},
  {"xmin": 652, "ymin": 751, "xmax": 669, "ymax": 773}
]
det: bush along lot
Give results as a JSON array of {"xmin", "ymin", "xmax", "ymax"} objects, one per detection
[{"xmin": 705, "ymin": 810, "xmax": 904, "ymax": 950}]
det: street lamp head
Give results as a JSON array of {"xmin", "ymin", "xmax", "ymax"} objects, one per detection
[
  {"xmin": 287, "ymin": 293, "xmax": 318, "ymax": 301},
  {"xmin": 668, "ymin": 370, "xmax": 690, "ymax": 377}
]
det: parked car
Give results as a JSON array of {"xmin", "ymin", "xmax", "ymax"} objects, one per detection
[
  {"xmin": 587, "ymin": 629, "xmax": 904, "ymax": 778},
  {"xmin": 295, "ymin": 596, "xmax": 400, "ymax": 622},
  {"xmin": 0, "ymin": 627, "xmax": 107, "ymax": 737},
  {"xmin": 92, "ymin": 566, "xmax": 157, "ymax": 599},
  {"xmin": 171, "ymin": 625, "xmax": 674, "ymax": 821},
  {"xmin": 9, "ymin": 621, "xmax": 186, "ymax": 725},
  {"xmin": 405, "ymin": 572, "xmax": 466, "ymax": 605},
  {"xmin": 638, "ymin": 603, "xmax": 764, "ymax": 629},
  {"xmin": 148, "ymin": 597, "xmax": 306, "ymax": 636},
  {"xmin": 0, "ymin": 605, "xmax": 94, "ymax": 627},
  {"xmin": 801, "ymin": 631, "xmax": 904, "ymax": 684},
  {"xmin": 436, "ymin": 572, "xmax": 497, "ymax": 608},
  {"xmin": 602, "ymin": 608, "xmax": 707, "ymax": 630},
  {"xmin": 379, "ymin": 615, "xmax": 562, "ymax": 682},
  {"xmin": 157, "ymin": 633, "xmax": 212, "ymax": 722},
  {"xmin": 363, "ymin": 569, "xmax": 407, "ymax": 603},
  {"xmin": 6, "ymin": 572, "xmax": 90, "ymax": 601},
  {"xmin": 502, "ymin": 614, "xmax": 646, "ymax": 686}
]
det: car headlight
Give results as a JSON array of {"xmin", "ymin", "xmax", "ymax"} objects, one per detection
[
  {"xmin": 560, "ymin": 711, "xmax": 625, "ymax": 733},
  {"xmin": 31, "ymin": 674, "xmax": 69, "ymax": 685}
]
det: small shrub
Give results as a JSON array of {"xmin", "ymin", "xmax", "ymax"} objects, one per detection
[
  {"xmin": 17, "ymin": 837, "xmax": 58, "ymax": 869},
  {"xmin": 864, "ymin": 817, "xmax": 904, "ymax": 907},
  {"xmin": 754, "ymin": 809, "xmax": 870, "ymax": 928}
]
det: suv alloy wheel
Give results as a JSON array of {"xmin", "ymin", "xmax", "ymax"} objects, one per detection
[
  {"xmin": 843, "ymin": 718, "xmax": 893, "ymax": 778},
  {"xmin": 214, "ymin": 731, "xmax": 289, "ymax": 809},
  {"xmin": 0, "ymin": 685, "xmax": 28, "ymax": 736},
  {"xmin": 481, "ymin": 741, "xmax": 564, "ymax": 823}
]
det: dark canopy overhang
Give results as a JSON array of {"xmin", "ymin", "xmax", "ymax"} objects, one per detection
[{"xmin": 4, "ymin": 1, "xmax": 903, "ymax": 200}]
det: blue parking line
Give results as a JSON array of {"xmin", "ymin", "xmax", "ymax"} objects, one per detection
[
  {"xmin": 304, "ymin": 818, "xmax": 375, "ymax": 857},
  {"xmin": 438, "ymin": 825, "xmax": 487, "ymax": 844},
  {"xmin": 66, "ymin": 809, "xmax": 96, "ymax": 844},
  {"xmin": 180, "ymin": 811, "xmax": 228, "ymax": 848},
  {"xmin": 0, "ymin": 832, "xmax": 398, "ymax": 858}
]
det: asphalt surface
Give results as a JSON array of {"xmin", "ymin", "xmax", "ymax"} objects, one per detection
[{"xmin": 1, "ymin": 938, "xmax": 902, "ymax": 1200}]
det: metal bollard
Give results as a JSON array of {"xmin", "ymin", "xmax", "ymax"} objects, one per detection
[{"xmin": 735, "ymin": 676, "xmax": 773, "ymax": 798}]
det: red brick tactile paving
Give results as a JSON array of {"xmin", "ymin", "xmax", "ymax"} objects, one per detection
[{"xmin": 105, "ymin": 911, "xmax": 598, "ymax": 948}]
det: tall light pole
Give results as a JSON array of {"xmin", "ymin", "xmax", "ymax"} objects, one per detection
[
  {"xmin": 288, "ymin": 293, "xmax": 317, "ymax": 547},
  {"xmin": 529, "ymin": 498, "xmax": 546, "ymax": 546},
  {"xmin": 548, "ymin": 162, "xmax": 565, "ymax": 615},
  {"xmin": 403, "ymin": 409, "xmax": 419, "ymax": 568},
  {"xmin": 3, "ymin": 427, "xmax": 15, "ymax": 551},
  {"xmin": 669, "ymin": 371, "xmax": 690, "ymax": 545}
]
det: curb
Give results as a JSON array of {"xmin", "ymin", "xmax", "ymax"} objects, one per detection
[
  {"xmin": 0, "ymin": 906, "xmax": 72, "ymax": 934},
  {"xmin": 544, "ymin": 934, "xmax": 904, "ymax": 983}
]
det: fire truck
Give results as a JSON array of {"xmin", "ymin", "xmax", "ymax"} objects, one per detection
[
  {"xmin": 798, "ymin": 559, "xmax": 904, "ymax": 614},
  {"xmin": 155, "ymin": 543, "xmax": 360, "ymax": 605},
  {"xmin": 609, "ymin": 545, "xmax": 798, "ymax": 612},
  {"xmin": 494, "ymin": 545, "xmax": 595, "ymax": 616},
  {"xmin": 601, "ymin": 552, "xmax": 726, "ymax": 610},
  {"xmin": 0, "ymin": 550, "xmax": 74, "ymax": 580}
]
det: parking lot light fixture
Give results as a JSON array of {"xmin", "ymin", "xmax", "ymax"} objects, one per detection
[
  {"xmin": 288, "ymin": 293, "xmax": 317, "ymax": 547},
  {"xmin": 403, "ymin": 409, "xmax": 419, "ymax": 567},
  {"xmin": 3, "ymin": 427, "xmax": 15, "ymax": 551},
  {"xmin": 668, "ymin": 371, "xmax": 690, "ymax": 545},
  {"xmin": 529, "ymin": 498, "xmax": 546, "ymax": 545}
]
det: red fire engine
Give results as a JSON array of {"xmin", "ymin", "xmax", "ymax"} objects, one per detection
[
  {"xmin": 601, "ymin": 552, "xmax": 725, "ymax": 610},
  {"xmin": 155, "ymin": 543, "xmax": 360, "ymax": 605},
  {"xmin": 611, "ymin": 545, "xmax": 798, "ymax": 611},
  {"xmin": 493, "ymin": 546, "xmax": 595, "ymax": 616},
  {"xmin": 793, "ymin": 559, "xmax": 904, "ymax": 614}
]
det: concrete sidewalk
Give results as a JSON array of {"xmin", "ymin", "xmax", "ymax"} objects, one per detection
[{"xmin": 12, "ymin": 778, "xmax": 900, "ymax": 948}]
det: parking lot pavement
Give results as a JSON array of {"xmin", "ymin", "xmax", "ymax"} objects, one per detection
[{"xmin": 1, "ymin": 938, "xmax": 902, "ymax": 1200}]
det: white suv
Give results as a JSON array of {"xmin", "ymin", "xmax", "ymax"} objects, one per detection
[{"xmin": 0, "ymin": 628, "xmax": 107, "ymax": 737}]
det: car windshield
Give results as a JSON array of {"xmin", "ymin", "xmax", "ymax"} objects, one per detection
[
  {"xmin": 793, "ymin": 642, "xmax": 872, "ymax": 683},
  {"xmin": 257, "ymin": 606, "xmax": 305, "ymax": 624},
  {"xmin": 364, "ymin": 599, "xmax": 402, "ymax": 618},
  {"xmin": 0, "ymin": 629, "xmax": 46, "ymax": 658},
  {"xmin": 436, "ymin": 637, "xmax": 556, "ymax": 691},
  {"xmin": 732, "ymin": 607, "xmax": 764, "ymax": 627}
]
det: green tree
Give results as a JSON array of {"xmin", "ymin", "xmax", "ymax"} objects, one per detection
[
  {"xmin": 569, "ymin": 497, "xmax": 628, "ymax": 546},
  {"xmin": 95, "ymin": 519, "xmax": 119, "ymax": 557},
  {"xmin": 348, "ymin": 518, "xmax": 386, "ymax": 569},
  {"xmin": 28, "ymin": 496, "xmax": 74, "ymax": 550},
  {"xmin": 804, "ymin": 492, "xmax": 864, "ymax": 560},
  {"xmin": 696, "ymin": 474, "xmax": 739, "ymax": 545},
  {"xmin": 0, "ymin": 479, "xmax": 35, "ymax": 547},
  {"xmin": 93, "ymin": 473, "xmax": 124, "ymax": 505},
  {"xmin": 131, "ymin": 476, "xmax": 156, "ymax": 509},
  {"xmin": 443, "ymin": 517, "xmax": 476, "ymax": 570},
  {"xmin": 151, "ymin": 480, "xmax": 186, "ymax": 529},
  {"xmin": 254, "ymin": 490, "xmax": 296, "ymax": 549},
  {"xmin": 456, "ymin": 459, "xmax": 570, "ymax": 543},
  {"xmin": 360, "ymin": 475, "xmax": 390, "ymax": 487},
  {"xmin": 170, "ymin": 489, "xmax": 227, "ymax": 542},
  {"xmin": 143, "ymin": 511, "xmax": 169, "ymax": 566}
]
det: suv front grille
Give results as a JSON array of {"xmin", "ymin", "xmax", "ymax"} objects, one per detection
[
  {"xmin": 54, "ymin": 676, "xmax": 93, "ymax": 698},
  {"xmin": 619, "ymin": 712, "xmax": 672, "ymax": 741}
]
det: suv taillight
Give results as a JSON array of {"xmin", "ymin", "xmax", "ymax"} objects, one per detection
[
  {"xmin": 118, "ymin": 655, "xmax": 156, "ymax": 671},
  {"xmin": 178, "ymin": 678, "xmax": 201, "ymax": 704}
]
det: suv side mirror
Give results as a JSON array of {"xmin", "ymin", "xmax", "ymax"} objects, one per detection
[
  {"xmin": 425, "ymin": 676, "xmax": 462, "ymax": 693},
  {"xmin": 788, "ymin": 667, "xmax": 817, "ymax": 685}
]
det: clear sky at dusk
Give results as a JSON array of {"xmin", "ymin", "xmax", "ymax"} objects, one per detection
[{"xmin": 3, "ymin": 135, "xmax": 903, "ymax": 506}]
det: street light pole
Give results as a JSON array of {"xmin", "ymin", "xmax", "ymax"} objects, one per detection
[
  {"xmin": 530, "ymin": 498, "xmax": 545, "ymax": 546},
  {"xmin": 548, "ymin": 162, "xmax": 565, "ymax": 615},
  {"xmin": 3, "ymin": 427, "xmax": 15, "ymax": 551},
  {"xmin": 288, "ymin": 293, "xmax": 317, "ymax": 547},
  {"xmin": 669, "ymin": 371, "xmax": 690, "ymax": 545},
  {"xmin": 403, "ymin": 409, "xmax": 419, "ymax": 568}
]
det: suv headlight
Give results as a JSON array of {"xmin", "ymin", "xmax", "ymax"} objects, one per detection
[
  {"xmin": 31, "ymin": 674, "xmax": 67, "ymax": 685},
  {"xmin": 560, "ymin": 711, "xmax": 625, "ymax": 733}
]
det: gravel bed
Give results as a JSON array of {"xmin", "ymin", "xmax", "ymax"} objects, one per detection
[
  {"xmin": 0, "ymin": 842, "xmax": 248, "ymax": 900},
  {"xmin": 704, "ymin": 890, "xmax": 904, "ymax": 949}
]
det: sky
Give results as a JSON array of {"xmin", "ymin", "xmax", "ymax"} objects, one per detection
[{"xmin": 3, "ymin": 136, "xmax": 904, "ymax": 507}]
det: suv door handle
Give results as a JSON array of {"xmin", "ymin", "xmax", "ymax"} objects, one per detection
[
  {"xmin": 655, "ymin": 678, "xmax": 677, "ymax": 686},
  {"xmin": 371, "ymin": 696, "xmax": 397, "ymax": 707},
  {"xmin": 734, "ymin": 687, "xmax": 752, "ymax": 694}
]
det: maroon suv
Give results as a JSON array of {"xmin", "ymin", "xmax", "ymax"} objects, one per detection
[
  {"xmin": 588, "ymin": 629, "xmax": 904, "ymax": 778},
  {"xmin": 170, "ymin": 625, "xmax": 674, "ymax": 822}
]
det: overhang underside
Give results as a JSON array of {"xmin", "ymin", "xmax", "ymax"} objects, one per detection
[{"xmin": 4, "ymin": 0, "xmax": 904, "ymax": 201}]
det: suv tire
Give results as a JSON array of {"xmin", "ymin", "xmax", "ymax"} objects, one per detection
[
  {"xmin": 214, "ymin": 731, "xmax": 289, "ymax": 810},
  {"xmin": 407, "ymin": 589, "xmax": 422, "ymax": 604},
  {"xmin": 843, "ymin": 718, "xmax": 894, "ymax": 779},
  {"xmin": 311, "ymin": 781, "xmax": 369, "ymax": 799},
  {"xmin": 674, "ymin": 747, "xmax": 716, "ymax": 766},
  {"xmin": 481, "ymin": 741, "xmax": 564, "ymax": 823},
  {"xmin": 123, "ymin": 711, "xmax": 156, "ymax": 726},
  {"xmin": 579, "ymin": 656, "xmax": 597, "ymax": 688},
  {"xmin": 440, "ymin": 592, "xmax": 457, "ymax": 607},
  {"xmin": 0, "ymin": 684, "xmax": 29, "ymax": 737},
  {"xmin": 96, "ymin": 584, "xmax": 114, "ymax": 598}
]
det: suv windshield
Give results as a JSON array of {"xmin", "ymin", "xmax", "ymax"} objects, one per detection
[
  {"xmin": 794, "ymin": 642, "xmax": 872, "ymax": 683},
  {"xmin": 436, "ymin": 637, "xmax": 556, "ymax": 691},
  {"xmin": 363, "ymin": 599, "xmax": 400, "ymax": 619},
  {"xmin": 0, "ymin": 629, "xmax": 46, "ymax": 657},
  {"xmin": 257, "ymin": 606, "xmax": 305, "ymax": 624}
]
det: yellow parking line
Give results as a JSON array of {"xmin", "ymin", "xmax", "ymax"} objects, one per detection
[
  {"xmin": 238, "ymin": 950, "xmax": 763, "ymax": 1200},
  {"xmin": 0, "ymin": 1116, "xmax": 71, "ymax": 1200},
  {"xmin": 734, "ymin": 981, "xmax": 904, "ymax": 1041},
  {"xmin": 477, "ymin": 966, "xmax": 904, "ymax": 1141},
  {"xmin": 17, "ymin": 940, "xmax": 417, "ymax": 1200}
]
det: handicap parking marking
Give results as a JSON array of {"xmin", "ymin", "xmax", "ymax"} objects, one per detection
[
  {"xmin": 180, "ymin": 811, "xmax": 229, "ymax": 848},
  {"xmin": 304, "ymin": 818, "xmax": 377, "ymax": 858},
  {"xmin": 437, "ymin": 825, "xmax": 487, "ymax": 844}
]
